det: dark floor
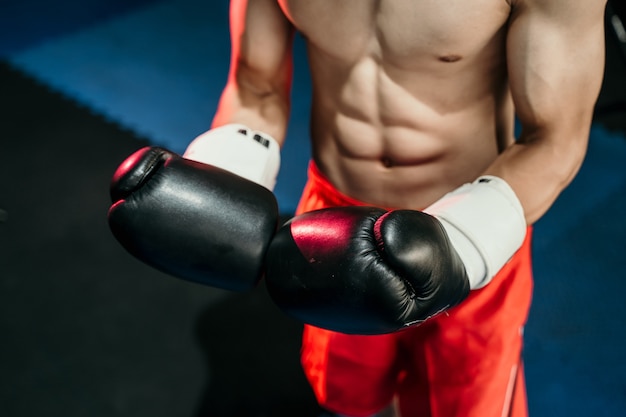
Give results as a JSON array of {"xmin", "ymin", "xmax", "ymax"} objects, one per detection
[
  {"xmin": 0, "ymin": 63, "xmax": 322, "ymax": 417},
  {"xmin": 595, "ymin": 3, "xmax": 626, "ymax": 135}
]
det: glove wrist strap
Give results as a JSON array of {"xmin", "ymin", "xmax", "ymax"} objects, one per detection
[
  {"xmin": 183, "ymin": 124, "xmax": 281, "ymax": 191},
  {"xmin": 424, "ymin": 176, "xmax": 527, "ymax": 289}
]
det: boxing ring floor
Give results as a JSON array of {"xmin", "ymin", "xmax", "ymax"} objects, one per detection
[{"xmin": 1, "ymin": 1, "xmax": 625, "ymax": 416}]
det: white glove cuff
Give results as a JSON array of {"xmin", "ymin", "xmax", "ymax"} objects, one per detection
[
  {"xmin": 424, "ymin": 176, "xmax": 527, "ymax": 289},
  {"xmin": 183, "ymin": 124, "xmax": 281, "ymax": 191}
]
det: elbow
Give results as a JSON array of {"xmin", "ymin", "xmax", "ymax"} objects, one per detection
[
  {"xmin": 543, "ymin": 124, "xmax": 590, "ymax": 196},
  {"xmin": 562, "ymin": 129, "xmax": 589, "ymax": 187},
  {"xmin": 232, "ymin": 55, "xmax": 292, "ymax": 100},
  {"xmin": 521, "ymin": 111, "xmax": 592, "ymax": 185}
]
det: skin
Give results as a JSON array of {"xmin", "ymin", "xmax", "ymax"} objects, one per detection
[
  {"xmin": 211, "ymin": 0, "xmax": 606, "ymax": 224},
  {"xmin": 207, "ymin": 2, "xmax": 607, "ymax": 414}
]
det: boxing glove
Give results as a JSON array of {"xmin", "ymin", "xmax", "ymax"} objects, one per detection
[
  {"xmin": 108, "ymin": 124, "xmax": 280, "ymax": 291},
  {"xmin": 265, "ymin": 176, "xmax": 526, "ymax": 334}
]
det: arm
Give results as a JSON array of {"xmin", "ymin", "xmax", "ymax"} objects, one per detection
[
  {"xmin": 421, "ymin": 0, "xmax": 607, "ymax": 288},
  {"xmin": 184, "ymin": 0, "xmax": 295, "ymax": 189},
  {"xmin": 107, "ymin": 2, "xmax": 293, "ymax": 294},
  {"xmin": 211, "ymin": 0, "xmax": 295, "ymax": 145},
  {"xmin": 485, "ymin": 0, "xmax": 607, "ymax": 224}
]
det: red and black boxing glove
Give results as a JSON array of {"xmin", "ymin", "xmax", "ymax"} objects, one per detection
[{"xmin": 265, "ymin": 207, "xmax": 470, "ymax": 334}]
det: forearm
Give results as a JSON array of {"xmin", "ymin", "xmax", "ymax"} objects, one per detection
[
  {"xmin": 212, "ymin": 73, "xmax": 291, "ymax": 146},
  {"xmin": 211, "ymin": 0, "xmax": 294, "ymax": 145},
  {"xmin": 484, "ymin": 125, "xmax": 590, "ymax": 224}
]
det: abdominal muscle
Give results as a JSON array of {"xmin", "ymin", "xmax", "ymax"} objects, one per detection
[{"xmin": 307, "ymin": 51, "xmax": 515, "ymax": 210}]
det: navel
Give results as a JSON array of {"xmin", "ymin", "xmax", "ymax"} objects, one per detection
[
  {"xmin": 439, "ymin": 54, "xmax": 462, "ymax": 63},
  {"xmin": 381, "ymin": 156, "xmax": 394, "ymax": 168}
]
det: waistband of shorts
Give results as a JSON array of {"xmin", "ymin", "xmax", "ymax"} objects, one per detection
[{"xmin": 306, "ymin": 160, "xmax": 369, "ymax": 207}]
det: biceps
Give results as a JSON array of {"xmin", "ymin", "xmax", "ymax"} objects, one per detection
[{"xmin": 506, "ymin": 5, "xmax": 605, "ymax": 135}]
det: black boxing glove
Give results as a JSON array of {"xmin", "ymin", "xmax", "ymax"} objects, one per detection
[
  {"xmin": 265, "ymin": 207, "xmax": 470, "ymax": 334},
  {"xmin": 265, "ymin": 176, "xmax": 526, "ymax": 334},
  {"xmin": 108, "ymin": 124, "xmax": 280, "ymax": 291}
]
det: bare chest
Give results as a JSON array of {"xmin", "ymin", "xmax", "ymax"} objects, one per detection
[{"xmin": 278, "ymin": 0, "xmax": 511, "ymax": 64}]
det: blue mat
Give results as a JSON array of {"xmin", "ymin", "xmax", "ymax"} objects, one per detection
[
  {"xmin": 4, "ymin": 1, "xmax": 626, "ymax": 414},
  {"xmin": 527, "ymin": 126, "xmax": 626, "ymax": 415},
  {"xmin": 5, "ymin": 0, "xmax": 311, "ymax": 213},
  {"xmin": 0, "ymin": 0, "xmax": 164, "ymax": 55}
]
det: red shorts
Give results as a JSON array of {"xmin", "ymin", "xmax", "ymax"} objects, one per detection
[{"xmin": 297, "ymin": 161, "xmax": 533, "ymax": 417}]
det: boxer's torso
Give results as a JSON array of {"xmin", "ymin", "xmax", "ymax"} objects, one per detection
[{"xmin": 278, "ymin": 0, "xmax": 515, "ymax": 209}]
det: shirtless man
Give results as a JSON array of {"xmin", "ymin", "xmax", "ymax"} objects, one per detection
[{"xmin": 108, "ymin": 0, "xmax": 607, "ymax": 416}]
